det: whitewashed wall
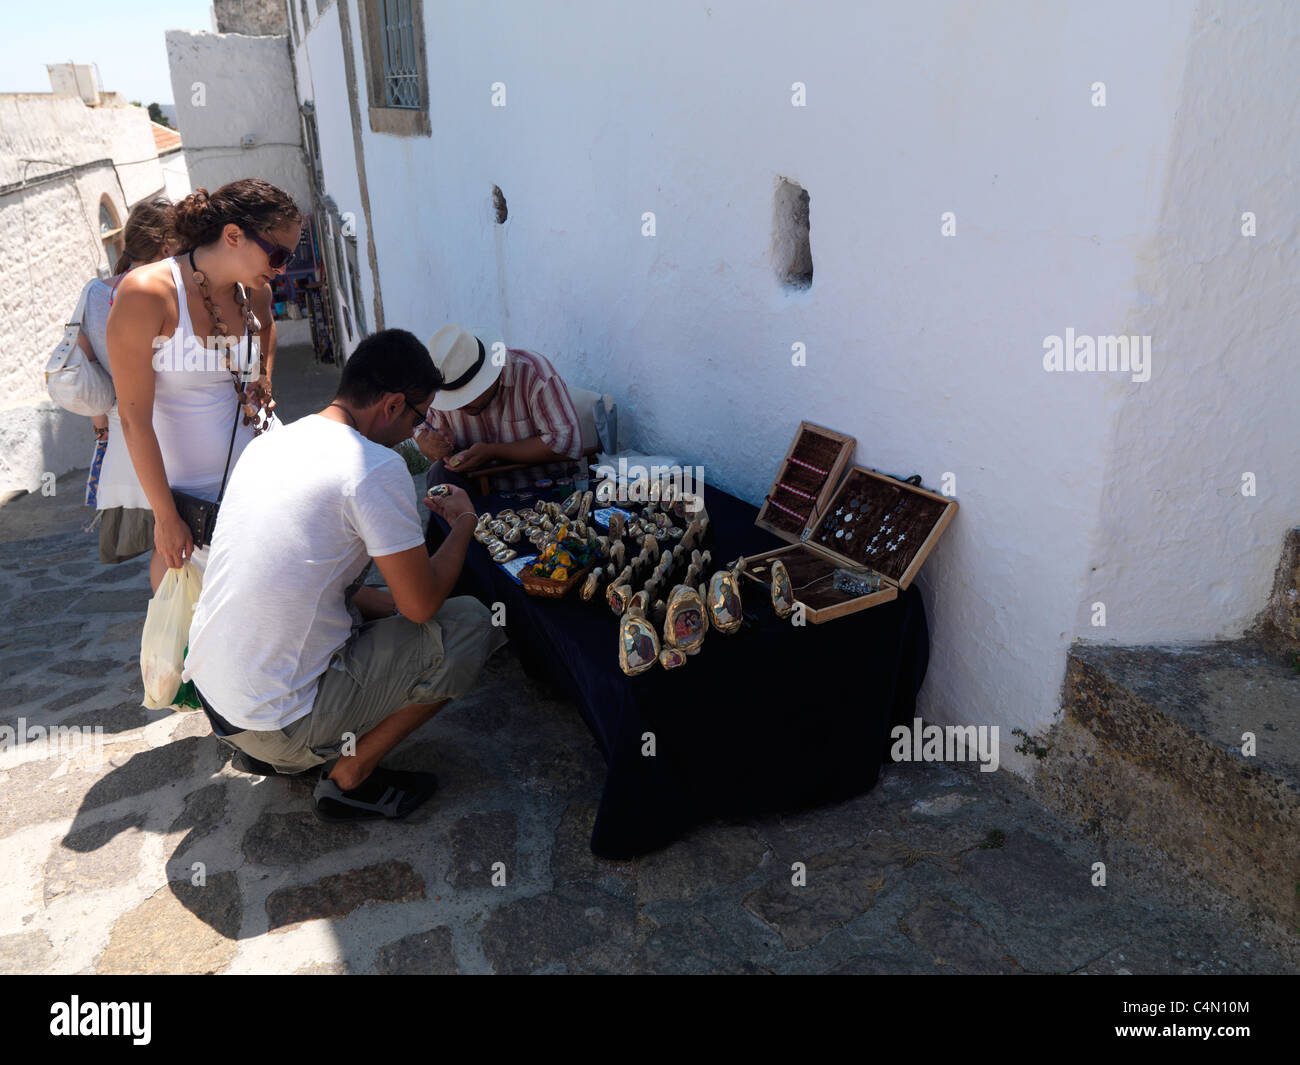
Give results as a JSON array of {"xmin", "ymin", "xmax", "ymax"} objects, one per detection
[
  {"xmin": 0, "ymin": 95, "xmax": 166, "ymax": 492},
  {"xmin": 295, "ymin": 0, "xmax": 1299, "ymax": 765},
  {"xmin": 1081, "ymin": 3, "xmax": 1300, "ymax": 647},
  {"xmin": 160, "ymin": 150, "xmax": 193, "ymax": 203},
  {"xmin": 166, "ymin": 31, "xmax": 311, "ymax": 209}
]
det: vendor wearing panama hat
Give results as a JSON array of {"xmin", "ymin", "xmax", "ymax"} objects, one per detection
[
  {"xmin": 415, "ymin": 324, "xmax": 583, "ymax": 499},
  {"xmin": 427, "ymin": 324, "xmax": 502, "ymax": 412}
]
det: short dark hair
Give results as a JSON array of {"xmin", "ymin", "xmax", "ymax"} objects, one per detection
[{"xmin": 335, "ymin": 329, "xmax": 441, "ymax": 408}]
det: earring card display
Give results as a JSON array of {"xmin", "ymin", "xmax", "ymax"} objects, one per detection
[
  {"xmin": 754, "ymin": 421, "xmax": 855, "ymax": 542},
  {"xmin": 747, "ymin": 442, "xmax": 958, "ymax": 622}
]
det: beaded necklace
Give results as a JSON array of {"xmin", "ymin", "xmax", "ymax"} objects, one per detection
[{"xmin": 187, "ymin": 248, "xmax": 274, "ymax": 435}]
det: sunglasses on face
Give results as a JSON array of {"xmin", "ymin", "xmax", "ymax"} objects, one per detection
[{"xmin": 244, "ymin": 229, "xmax": 296, "ymax": 269}]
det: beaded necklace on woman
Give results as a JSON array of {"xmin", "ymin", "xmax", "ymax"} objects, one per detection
[{"xmin": 187, "ymin": 248, "xmax": 275, "ymax": 435}]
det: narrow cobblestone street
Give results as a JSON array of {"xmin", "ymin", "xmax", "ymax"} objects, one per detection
[{"xmin": 0, "ymin": 343, "xmax": 1292, "ymax": 974}]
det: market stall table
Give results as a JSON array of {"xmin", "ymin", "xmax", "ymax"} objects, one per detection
[{"xmin": 434, "ymin": 482, "xmax": 930, "ymax": 858}]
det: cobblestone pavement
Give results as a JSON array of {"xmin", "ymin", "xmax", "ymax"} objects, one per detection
[{"xmin": 0, "ymin": 348, "xmax": 1292, "ymax": 974}]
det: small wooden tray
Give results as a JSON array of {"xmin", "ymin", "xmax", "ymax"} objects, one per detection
[{"xmin": 520, "ymin": 561, "xmax": 593, "ymax": 598}]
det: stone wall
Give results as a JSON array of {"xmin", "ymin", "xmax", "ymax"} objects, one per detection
[
  {"xmin": 214, "ymin": 0, "xmax": 288, "ymax": 36},
  {"xmin": 0, "ymin": 95, "xmax": 165, "ymax": 493}
]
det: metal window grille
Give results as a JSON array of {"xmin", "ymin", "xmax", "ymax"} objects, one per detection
[{"xmin": 380, "ymin": 0, "xmax": 421, "ymax": 108}]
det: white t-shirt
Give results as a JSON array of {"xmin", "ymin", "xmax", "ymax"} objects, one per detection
[{"xmin": 183, "ymin": 414, "xmax": 425, "ymax": 730}]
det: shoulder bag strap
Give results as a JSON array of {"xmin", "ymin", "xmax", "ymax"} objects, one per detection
[
  {"xmin": 215, "ymin": 313, "xmax": 249, "ymax": 504},
  {"xmin": 47, "ymin": 279, "xmax": 103, "ymax": 373}
]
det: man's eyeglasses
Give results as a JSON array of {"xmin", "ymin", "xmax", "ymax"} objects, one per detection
[
  {"xmin": 244, "ymin": 229, "xmax": 296, "ymax": 269},
  {"xmin": 404, "ymin": 398, "xmax": 435, "ymax": 432}
]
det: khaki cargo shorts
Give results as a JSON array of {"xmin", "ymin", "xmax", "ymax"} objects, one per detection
[{"xmin": 226, "ymin": 596, "xmax": 507, "ymax": 774}]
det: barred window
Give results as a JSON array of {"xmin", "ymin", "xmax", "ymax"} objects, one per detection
[
  {"xmin": 359, "ymin": 0, "xmax": 429, "ymax": 136},
  {"xmin": 380, "ymin": 0, "xmax": 421, "ymax": 108}
]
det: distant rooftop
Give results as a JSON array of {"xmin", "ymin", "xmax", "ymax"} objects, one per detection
[{"xmin": 151, "ymin": 121, "xmax": 182, "ymax": 155}]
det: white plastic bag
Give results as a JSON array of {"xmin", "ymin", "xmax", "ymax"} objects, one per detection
[{"xmin": 140, "ymin": 562, "xmax": 203, "ymax": 709}]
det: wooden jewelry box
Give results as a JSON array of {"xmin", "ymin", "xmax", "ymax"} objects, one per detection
[{"xmin": 743, "ymin": 421, "xmax": 957, "ymax": 623}]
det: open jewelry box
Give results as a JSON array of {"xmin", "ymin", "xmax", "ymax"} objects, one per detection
[{"xmin": 743, "ymin": 421, "xmax": 957, "ymax": 623}]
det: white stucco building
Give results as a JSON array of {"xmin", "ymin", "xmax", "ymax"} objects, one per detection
[
  {"xmin": 0, "ymin": 68, "xmax": 171, "ymax": 494},
  {"xmin": 164, "ymin": 27, "xmax": 310, "ymax": 209},
  {"xmin": 153, "ymin": 121, "xmax": 193, "ymax": 203},
  {"xmin": 296, "ymin": 3, "xmax": 1300, "ymax": 758}
]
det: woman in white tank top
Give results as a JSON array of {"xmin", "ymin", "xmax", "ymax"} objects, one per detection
[{"xmin": 107, "ymin": 179, "xmax": 302, "ymax": 591}]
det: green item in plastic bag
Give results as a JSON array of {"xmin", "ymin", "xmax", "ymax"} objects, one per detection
[{"xmin": 172, "ymin": 649, "xmax": 202, "ymax": 712}]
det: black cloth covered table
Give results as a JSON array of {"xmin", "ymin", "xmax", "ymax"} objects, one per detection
[{"xmin": 435, "ymin": 483, "xmax": 929, "ymax": 858}]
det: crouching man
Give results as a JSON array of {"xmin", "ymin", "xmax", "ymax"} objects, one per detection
[{"xmin": 182, "ymin": 328, "xmax": 506, "ymax": 822}]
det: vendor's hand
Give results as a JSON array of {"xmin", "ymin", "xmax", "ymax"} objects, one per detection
[
  {"xmin": 445, "ymin": 441, "xmax": 496, "ymax": 472},
  {"xmin": 424, "ymin": 484, "xmax": 476, "ymax": 526},
  {"xmin": 156, "ymin": 512, "xmax": 195, "ymax": 570},
  {"xmin": 414, "ymin": 424, "xmax": 454, "ymax": 462}
]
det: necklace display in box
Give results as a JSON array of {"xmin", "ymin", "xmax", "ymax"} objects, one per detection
[{"xmin": 742, "ymin": 420, "xmax": 958, "ymax": 623}]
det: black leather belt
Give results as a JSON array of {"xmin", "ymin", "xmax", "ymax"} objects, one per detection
[{"xmin": 194, "ymin": 684, "xmax": 246, "ymax": 737}]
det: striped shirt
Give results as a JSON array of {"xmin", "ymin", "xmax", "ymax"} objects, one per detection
[{"xmin": 430, "ymin": 348, "xmax": 584, "ymax": 491}]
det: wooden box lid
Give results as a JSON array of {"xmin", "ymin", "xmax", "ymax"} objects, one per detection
[
  {"xmin": 800, "ymin": 465, "xmax": 957, "ymax": 589},
  {"xmin": 755, "ymin": 421, "xmax": 856, "ymax": 544}
]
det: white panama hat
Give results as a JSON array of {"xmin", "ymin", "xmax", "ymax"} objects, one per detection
[{"xmin": 428, "ymin": 325, "xmax": 503, "ymax": 411}]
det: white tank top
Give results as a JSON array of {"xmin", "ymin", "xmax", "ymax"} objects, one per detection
[{"xmin": 97, "ymin": 257, "xmax": 258, "ymax": 509}]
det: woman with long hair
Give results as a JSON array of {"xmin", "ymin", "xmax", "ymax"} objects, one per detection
[
  {"xmin": 86, "ymin": 197, "xmax": 173, "ymax": 563},
  {"xmin": 106, "ymin": 178, "xmax": 302, "ymax": 590}
]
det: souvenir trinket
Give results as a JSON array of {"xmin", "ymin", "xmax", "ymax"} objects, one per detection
[
  {"xmin": 426, "ymin": 484, "xmax": 452, "ymax": 498},
  {"xmin": 659, "ymin": 647, "xmax": 687, "ymax": 670},
  {"xmin": 618, "ymin": 600, "xmax": 660, "ymax": 676},
  {"xmin": 664, "ymin": 584, "xmax": 707, "ymax": 655},
  {"xmin": 607, "ymin": 579, "xmax": 634, "ymax": 616},
  {"xmin": 707, "ymin": 566, "xmax": 744, "ymax": 634},
  {"xmin": 580, "ymin": 568, "xmax": 605, "ymax": 602},
  {"xmin": 832, "ymin": 567, "xmax": 881, "ymax": 596},
  {"xmin": 770, "ymin": 558, "xmax": 795, "ymax": 618}
]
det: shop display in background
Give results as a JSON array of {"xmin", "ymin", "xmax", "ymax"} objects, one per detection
[{"xmin": 265, "ymin": 215, "xmax": 337, "ymax": 364}]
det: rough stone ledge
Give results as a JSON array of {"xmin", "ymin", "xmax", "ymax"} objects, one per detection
[{"xmin": 1033, "ymin": 642, "xmax": 1299, "ymax": 948}]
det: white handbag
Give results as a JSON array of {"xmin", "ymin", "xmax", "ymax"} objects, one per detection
[{"xmin": 45, "ymin": 279, "xmax": 116, "ymax": 416}]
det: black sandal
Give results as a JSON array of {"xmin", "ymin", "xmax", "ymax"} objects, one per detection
[{"xmin": 312, "ymin": 766, "xmax": 439, "ymax": 822}]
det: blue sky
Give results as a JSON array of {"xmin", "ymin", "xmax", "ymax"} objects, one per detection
[{"xmin": 2, "ymin": 0, "xmax": 218, "ymax": 105}]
